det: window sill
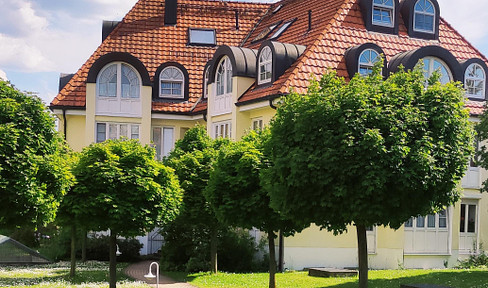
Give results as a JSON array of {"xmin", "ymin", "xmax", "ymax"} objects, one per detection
[{"xmin": 404, "ymin": 252, "xmax": 451, "ymax": 256}]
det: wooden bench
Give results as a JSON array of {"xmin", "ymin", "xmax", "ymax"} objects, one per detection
[{"xmin": 308, "ymin": 268, "xmax": 358, "ymax": 278}]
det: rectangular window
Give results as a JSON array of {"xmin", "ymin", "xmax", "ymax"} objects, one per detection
[
  {"xmin": 416, "ymin": 216, "xmax": 425, "ymax": 228},
  {"xmin": 96, "ymin": 122, "xmax": 140, "ymax": 143},
  {"xmin": 427, "ymin": 214, "xmax": 436, "ymax": 228},
  {"xmin": 213, "ymin": 121, "xmax": 231, "ymax": 139},
  {"xmin": 152, "ymin": 127, "xmax": 174, "ymax": 160},
  {"xmin": 252, "ymin": 118, "xmax": 263, "ymax": 131},
  {"xmin": 188, "ymin": 28, "xmax": 216, "ymax": 46},
  {"xmin": 404, "ymin": 217, "xmax": 413, "ymax": 228},
  {"xmin": 439, "ymin": 209, "xmax": 447, "ymax": 228},
  {"xmin": 270, "ymin": 19, "xmax": 295, "ymax": 39},
  {"xmin": 404, "ymin": 210, "xmax": 447, "ymax": 230}
]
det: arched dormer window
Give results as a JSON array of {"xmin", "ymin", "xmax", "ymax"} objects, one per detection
[
  {"xmin": 160, "ymin": 66, "xmax": 184, "ymax": 99},
  {"xmin": 216, "ymin": 56, "xmax": 232, "ymax": 96},
  {"xmin": 422, "ymin": 57, "xmax": 452, "ymax": 84},
  {"xmin": 98, "ymin": 63, "xmax": 140, "ymax": 99},
  {"xmin": 465, "ymin": 63, "xmax": 486, "ymax": 99},
  {"xmin": 258, "ymin": 46, "xmax": 272, "ymax": 84},
  {"xmin": 345, "ymin": 43, "xmax": 387, "ymax": 79},
  {"xmin": 373, "ymin": 0, "xmax": 394, "ymax": 27},
  {"xmin": 359, "ymin": 0, "xmax": 399, "ymax": 35},
  {"xmin": 400, "ymin": 0, "xmax": 439, "ymax": 40},
  {"xmin": 414, "ymin": 0, "xmax": 435, "ymax": 33},
  {"xmin": 359, "ymin": 49, "xmax": 381, "ymax": 76}
]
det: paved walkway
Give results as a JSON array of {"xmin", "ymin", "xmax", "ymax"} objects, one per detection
[{"xmin": 124, "ymin": 260, "xmax": 197, "ymax": 288}]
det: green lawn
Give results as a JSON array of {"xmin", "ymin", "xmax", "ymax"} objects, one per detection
[
  {"xmin": 1, "ymin": 262, "xmax": 487, "ymax": 288},
  {"xmin": 167, "ymin": 269, "xmax": 488, "ymax": 288},
  {"xmin": 0, "ymin": 261, "xmax": 148, "ymax": 288}
]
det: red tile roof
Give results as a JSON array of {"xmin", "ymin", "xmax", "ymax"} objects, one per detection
[
  {"xmin": 51, "ymin": 0, "xmax": 270, "ymax": 113},
  {"xmin": 237, "ymin": 0, "xmax": 488, "ymax": 116}
]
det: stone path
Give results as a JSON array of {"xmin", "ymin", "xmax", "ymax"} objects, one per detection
[{"xmin": 124, "ymin": 260, "xmax": 197, "ymax": 288}]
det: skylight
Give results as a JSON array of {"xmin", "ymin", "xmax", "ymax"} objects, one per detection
[
  {"xmin": 270, "ymin": 19, "xmax": 295, "ymax": 40},
  {"xmin": 252, "ymin": 21, "xmax": 281, "ymax": 43},
  {"xmin": 188, "ymin": 28, "xmax": 216, "ymax": 46}
]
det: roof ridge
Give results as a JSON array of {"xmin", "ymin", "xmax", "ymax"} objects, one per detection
[
  {"xmin": 439, "ymin": 16, "xmax": 488, "ymax": 63},
  {"xmin": 278, "ymin": 0, "xmax": 353, "ymax": 93}
]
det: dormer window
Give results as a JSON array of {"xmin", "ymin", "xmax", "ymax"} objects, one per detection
[
  {"xmin": 258, "ymin": 46, "xmax": 272, "ymax": 84},
  {"xmin": 98, "ymin": 63, "xmax": 140, "ymax": 99},
  {"xmin": 359, "ymin": 49, "xmax": 381, "ymax": 76},
  {"xmin": 465, "ymin": 63, "xmax": 486, "ymax": 99},
  {"xmin": 216, "ymin": 57, "xmax": 232, "ymax": 96},
  {"xmin": 422, "ymin": 57, "xmax": 451, "ymax": 84},
  {"xmin": 414, "ymin": 0, "xmax": 435, "ymax": 33},
  {"xmin": 252, "ymin": 21, "xmax": 281, "ymax": 43},
  {"xmin": 160, "ymin": 67, "xmax": 184, "ymax": 98},
  {"xmin": 372, "ymin": 0, "xmax": 394, "ymax": 27}
]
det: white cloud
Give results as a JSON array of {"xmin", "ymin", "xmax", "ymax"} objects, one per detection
[
  {"xmin": 0, "ymin": 69, "xmax": 7, "ymax": 81},
  {"xmin": 0, "ymin": 0, "xmax": 48, "ymax": 37}
]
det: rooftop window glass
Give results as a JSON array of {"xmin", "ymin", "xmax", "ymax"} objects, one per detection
[
  {"xmin": 189, "ymin": 28, "xmax": 216, "ymax": 46},
  {"xmin": 252, "ymin": 21, "xmax": 281, "ymax": 43},
  {"xmin": 414, "ymin": 0, "xmax": 435, "ymax": 33},
  {"xmin": 270, "ymin": 19, "xmax": 295, "ymax": 40}
]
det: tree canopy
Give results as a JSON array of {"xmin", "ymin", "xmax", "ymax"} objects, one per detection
[
  {"xmin": 206, "ymin": 130, "xmax": 305, "ymax": 288},
  {"xmin": 61, "ymin": 139, "xmax": 182, "ymax": 287},
  {"xmin": 265, "ymin": 65, "xmax": 474, "ymax": 287},
  {"xmin": 0, "ymin": 80, "xmax": 73, "ymax": 229}
]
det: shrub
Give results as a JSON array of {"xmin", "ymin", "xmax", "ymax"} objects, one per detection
[{"xmin": 85, "ymin": 234, "xmax": 142, "ymax": 262}]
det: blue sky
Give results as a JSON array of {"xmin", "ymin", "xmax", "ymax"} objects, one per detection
[{"xmin": 0, "ymin": 0, "xmax": 487, "ymax": 105}]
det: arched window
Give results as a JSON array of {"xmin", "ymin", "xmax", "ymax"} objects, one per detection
[
  {"xmin": 216, "ymin": 57, "xmax": 232, "ymax": 96},
  {"xmin": 373, "ymin": 0, "xmax": 394, "ymax": 27},
  {"xmin": 414, "ymin": 0, "xmax": 435, "ymax": 33},
  {"xmin": 258, "ymin": 46, "xmax": 273, "ymax": 84},
  {"xmin": 465, "ymin": 63, "xmax": 486, "ymax": 99},
  {"xmin": 422, "ymin": 57, "xmax": 452, "ymax": 84},
  {"xmin": 98, "ymin": 63, "xmax": 140, "ymax": 99},
  {"xmin": 160, "ymin": 67, "xmax": 184, "ymax": 98},
  {"xmin": 359, "ymin": 49, "xmax": 381, "ymax": 76}
]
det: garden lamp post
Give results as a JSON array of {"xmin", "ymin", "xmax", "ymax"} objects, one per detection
[{"xmin": 144, "ymin": 261, "xmax": 159, "ymax": 288}]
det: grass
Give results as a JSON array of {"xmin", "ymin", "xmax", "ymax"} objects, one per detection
[
  {"xmin": 167, "ymin": 269, "xmax": 488, "ymax": 288},
  {"xmin": 1, "ymin": 262, "xmax": 487, "ymax": 288},
  {"xmin": 0, "ymin": 261, "xmax": 148, "ymax": 288}
]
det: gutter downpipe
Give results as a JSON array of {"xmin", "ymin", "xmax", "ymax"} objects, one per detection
[
  {"xmin": 269, "ymin": 99, "xmax": 277, "ymax": 110},
  {"xmin": 62, "ymin": 108, "xmax": 67, "ymax": 140}
]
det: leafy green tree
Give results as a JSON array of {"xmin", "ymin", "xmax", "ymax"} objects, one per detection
[
  {"xmin": 0, "ymin": 80, "xmax": 73, "ymax": 230},
  {"xmin": 164, "ymin": 126, "xmax": 228, "ymax": 273},
  {"xmin": 62, "ymin": 139, "xmax": 182, "ymax": 288},
  {"xmin": 206, "ymin": 130, "xmax": 305, "ymax": 288},
  {"xmin": 265, "ymin": 66, "xmax": 474, "ymax": 288}
]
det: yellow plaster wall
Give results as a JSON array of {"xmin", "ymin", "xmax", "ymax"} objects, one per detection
[
  {"xmin": 65, "ymin": 115, "xmax": 86, "ymax": 152},
  {"xmin": 85, "ymin": 83, "xmax": 96, "ymax": 145},
  {"xmin": 151, "ymin": 118, "xmax": 204, "ymax": 141}
]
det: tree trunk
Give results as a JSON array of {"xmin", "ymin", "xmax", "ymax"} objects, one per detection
[
  {"xmin": 70, "ymin": 225, "xmax": 76, "ymax": 278},
  {"xmin": 267, "ymin": 229, "xmax": 277, "ymax": 288},
  {"xmin": 109, "ymin": 230, "xmax": 117, "ymax": 288},
  {"xmin": 356, "ymin": 224, "xmax": 368, "ymax": 288},
  {"xmin": 81, "ymin": 230, "xmax": 87, "ymax": 262},
  {"xmin": 210, "ymin": 228, "xmax": 218, "ymax": 274}
]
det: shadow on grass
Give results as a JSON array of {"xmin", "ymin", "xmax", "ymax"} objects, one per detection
[{"xmin": 308, "ymin": 270, "xmax": 488, "ymax": 288}]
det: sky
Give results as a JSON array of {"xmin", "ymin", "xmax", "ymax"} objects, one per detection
[{"xmin": 0, "ymin": 0, "xmax": 487, "ymax": 105}]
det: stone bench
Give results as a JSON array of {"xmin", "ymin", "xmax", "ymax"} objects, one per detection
[
  {"xmin": 308, "ymin": 268, "xmax": 358, "ymax": 278},
  {"xmin": 400, "ymin": 284, "xmax": 453, "ymax": 288}
]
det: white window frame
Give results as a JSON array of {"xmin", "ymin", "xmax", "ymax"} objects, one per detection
[
  {"xmin": 160, "ymin": 66, "xmax": 184, "ymax": 99},
  {"xmin": 258, "ymin": 46, "xmax": 273, "ymax": 85},
  {"xmin": 465, "ymin": 63, "xmax": 486, "ymax": 99},
  {"xmin": 459, "ymin": 199, "xmax": 480, "ymax": 254},
  {"xmin": 270, "ymin": 19, "xmax": 293, "ymax": 39},
  {"xmin": 152, "ymin": 126, "xmax": 175, "ymax": 160},
  {"xmin": 204, "ymin": 66, "xmax": 210, "ymax": 98},
  {"xmin": 422, "ymin": 57, "xmax": 452, "ymax": 85},
  {"xmin": 213, "ymin": 57, "xmax": 233, "ymax": 116},
  {"xmin": 372, "ymin": 0, "xmax": 394, "ymax": 27},
  {"xmin": 97, "ymin": 62, "xmax": 141, "ymax": 99},
  {"xmin": 213, "ymin": 121, "xmax": 231, "ymax": 139},
  {"xmin": 188, "ymin": 28, "xmax": 216, "ymax": 46},
  {"xmin": 413, "ymin": 0, "xmax": 435, "ymax": 33},
  {"xmin": 96, "ymin": 122, "xmax": 140, "ymax": 143},
  {"xmin": 404, "ymin": 209, "xmax": 451, "ymax": 255},
  {"xmin": 358, "ymin": 49, "xmax": 380, "ymax": 76},
  {"xmin": 252, "ymin": 118, "xmax": 264, "ymax": 131}
]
